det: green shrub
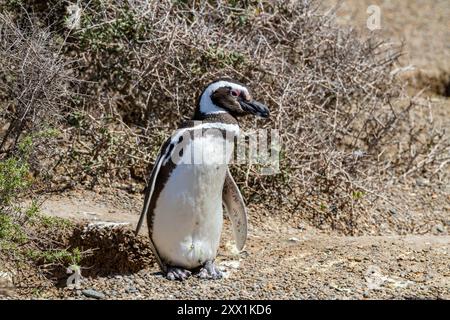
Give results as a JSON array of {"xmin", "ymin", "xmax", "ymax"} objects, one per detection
[
  {"xmin": 0, "ymin": 157, "xmax": 31, "ymax": 208},
  {"xmin": 26, "ymin": 247, "xmax": 82, "ymax": 265},
  {"xmin": 0, "ymin": 214, "xmax": 27, "ymax": 245}
]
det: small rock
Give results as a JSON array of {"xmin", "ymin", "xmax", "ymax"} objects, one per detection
[
  {"xmin": 415, "ymin": 178, "xmax": 429, "ymax": 186},
  {"xmin": 0, "ymin": 271, "xmax": 14, "ymax": 285},
  {"xmin": 126, "ymin": 287, "xmax": 139, "ymax": 294},
  {"xmin": 434, "ymin": 223, "xmax": 445, "ymax": 233},
  {"xmin": 0, "ymin": 271, "xmax": 14, "ymax": 296},
  {"xmin": 82, "ymin": 289, "xmax": 105, "ymax": 299},
  {"xmin": 288, "ymin": 237, "xmax": 300, "ymax": 242},
  {"xmin": 389, "ymin": 209, "xmax": 397, "ymax": 215},
  {"xmin": 219, "ymin": 260, "xmax": 240, "ymax": 269}
]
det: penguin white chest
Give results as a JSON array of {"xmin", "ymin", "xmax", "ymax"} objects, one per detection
[{"xmin": 152, "ymin": 132, "xmax": 234, "ymax": 269}]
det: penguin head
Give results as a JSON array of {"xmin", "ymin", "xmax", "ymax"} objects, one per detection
[{"xmin": 195, "ymin": 78, "xmax": 269, "ymax": 119}]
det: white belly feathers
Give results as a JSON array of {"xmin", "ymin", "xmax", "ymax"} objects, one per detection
[{"xmin": 152, "ymin": 124, "xmax": 238, "ymax": 269}]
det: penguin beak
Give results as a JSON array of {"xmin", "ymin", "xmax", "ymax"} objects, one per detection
[{"xmin": 239, "ymin": 99, "xmax": 270, "ymax": 118}]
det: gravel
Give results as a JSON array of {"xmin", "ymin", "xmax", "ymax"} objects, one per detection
[
  {"xmin": 5, "ymin": 226, "xmax": 446, "ymax": 300},
  {"xmin": 82, "ymin": 289, "xmax": 106, "ymax": 300}
]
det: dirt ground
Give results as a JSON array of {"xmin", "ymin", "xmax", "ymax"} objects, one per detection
[
  {"xmin": 0, "ymin": 189, "xmax": 445, "ymax": 299},
  {"xmin": 1, "ymin": 1, "xmax": 449, "ymax": 300}
]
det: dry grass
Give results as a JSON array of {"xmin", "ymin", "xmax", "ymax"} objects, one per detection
[
  {"xmin": 1, "ymin": 0, "xmax": 448, "ymax": 234},
  {"xmin": 0, "ymin": 11, "xmax": 74, "ymax": 179}
]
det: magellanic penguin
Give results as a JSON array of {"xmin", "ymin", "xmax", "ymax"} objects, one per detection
[{"xmin": 135, "ymin": 79, "xmax": 269, "ymax": 280}]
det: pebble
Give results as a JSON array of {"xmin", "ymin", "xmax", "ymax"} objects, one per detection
[
  {"xmin": 126, "ymin": 287, "xmax": 139, "ymax": 294},
  {"xmin": 434, "ymin": 224, "xmax": 445, "ymax": 233},
  {"xmin": 220, "ymin": 260, "xmax": 240, "ymax": 269},
  {"xmin": 82, "ymin": 289, "xmax": 106, "ymax": 299},
  {"xmin": 415, "ymin": 178, "xmax": 429, "ymax": 186},
  {"xmin": 0, "ymin": 272, "xmax": 14, "ymax": 288}
]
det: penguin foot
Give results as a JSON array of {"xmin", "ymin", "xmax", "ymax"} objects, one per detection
[
  {"xmin": 196, "ymin": 261, "xmax": 223, "ymax": 280},
  {"xmin": 166, "ymin": 267, "xmax": 192, "ymax": 281}
]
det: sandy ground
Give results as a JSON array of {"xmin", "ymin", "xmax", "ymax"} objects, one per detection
[
  {"xmin": 327, "ymin": 0, "xmax": 450, "ymax": 75},
  {"xmin": 3, "ymin": 190, "xmax": 445, "ymax": 300}
]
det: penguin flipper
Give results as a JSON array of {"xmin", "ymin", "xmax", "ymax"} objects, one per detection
[
  {"xmin": 135, "ymin": 130, "xmax": 179, "ymax": 236},
  {"xmin": 135, "ymin": 138, "xmax": 173, "ymax": 273},
  {"xmin": 135, "ymin": 152, "xmax": 164, "ymax": 236},
  {"xmin": 222, "ymin": 167, "xmax": 248, "ymax": 251}
]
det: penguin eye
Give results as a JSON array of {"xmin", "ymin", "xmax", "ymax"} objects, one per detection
[{"xmin": 230, "ymin": 89, "xmax": 240, "ymax": 97}]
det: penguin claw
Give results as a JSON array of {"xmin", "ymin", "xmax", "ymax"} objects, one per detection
[
  {"xmin": 166, "ymin": 267, "xmax": 192, "ymax": 281},
  {"xmin": 196, "ymin": 261, "xmax": 223, "ymax": 280}
]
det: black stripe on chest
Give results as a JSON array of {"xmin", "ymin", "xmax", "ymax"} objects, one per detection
[{"xmin": 146, "ymin": 121, "xmax": 238, "ymax": 238}]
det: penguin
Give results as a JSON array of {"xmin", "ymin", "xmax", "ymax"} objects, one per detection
[{"xmin": 135, "ymin": 78, "xmax": 269, "ymax": 280}]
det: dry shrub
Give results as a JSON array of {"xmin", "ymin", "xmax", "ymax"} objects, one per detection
[
  {"xmin": 0, "ymin": 12, "xmax": 73, "ymax": 177},
  {"xmin": 50, "ymin": 112, "xmax": 162, "ymax": 190},
  {"xmin": 0, "ymin": 13, "xmax": 80, "ymax": 288},
  {"xmin": 68, "ymin": 223, "xmax": 154, "ymax": 277},
  {"xmin": 2, "ymin": 1, "xmax": 449, "ymax": 234}
]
